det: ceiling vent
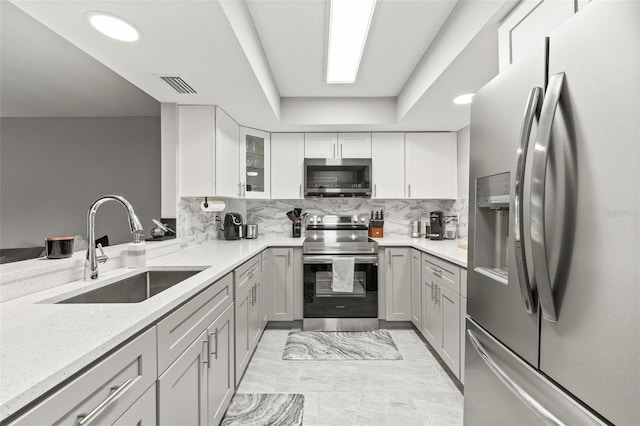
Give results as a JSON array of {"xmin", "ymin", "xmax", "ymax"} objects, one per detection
[{"xmin": 160, "ymin": 76, "xmax": 197, "ymax": 94}]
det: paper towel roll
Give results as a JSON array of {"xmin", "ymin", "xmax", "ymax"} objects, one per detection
[{"xmin": 201, "ymin": 199, "xmax": 226, "ymax": 212}]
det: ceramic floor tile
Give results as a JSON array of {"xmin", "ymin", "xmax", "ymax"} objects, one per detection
[{"xmin": 238, "ymin": 328, "xmax": 463, "ymax": 426}]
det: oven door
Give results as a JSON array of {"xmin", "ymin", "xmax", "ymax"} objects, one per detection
[{"xmin": 303, "ymin": 255, "xmax": 378, "ymax": 318}]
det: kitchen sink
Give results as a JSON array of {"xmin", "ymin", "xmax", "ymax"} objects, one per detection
[{"xmin": 56, "ymin": 270, "xmax": 202, "ymax": 304}]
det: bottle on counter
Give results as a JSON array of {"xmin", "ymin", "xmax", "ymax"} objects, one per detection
[{"xmin": 126, "ymin": 232, "xmax": 146, "ymax": 268}]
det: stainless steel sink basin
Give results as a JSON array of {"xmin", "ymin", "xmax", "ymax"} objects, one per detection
[{"xmin": 57, "ymin": 270, "xmax": 201, "ymax": 304}]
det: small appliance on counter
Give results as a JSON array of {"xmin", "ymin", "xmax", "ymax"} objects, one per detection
[
  {"xmin": 369, "ymin": 210, "xmax": 384, "ymax": 238},
  {"xmin": 243, "ymin": 223, "xmax": 258, "ymax": 239},
  {"xmin": 444, "ymin": 215, "xmax": 458, "ymax": 240},
  {"xmin": 428, "ymin": 211, "xmax": 444, "ymax": 240},
  {"xmin": 222, "ymin": 212, "xmax": 243, "ymax": 240}
]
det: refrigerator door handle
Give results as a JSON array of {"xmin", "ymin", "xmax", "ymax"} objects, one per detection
[
  {"xmin": 514, "ymin": 86, "xmax": 543, "ymax": 314},
  {"xmin": 530, "ymin": 72, "xmax": 565, "ymax": 323},
  {"xmin": 467, "ymin": 328, "xmax": 564, "ymax": 426}
]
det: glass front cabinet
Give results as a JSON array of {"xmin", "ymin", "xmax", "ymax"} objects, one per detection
[{"xmin": 240, "ymin": 127, "xmax": 271, "ymax": 199}]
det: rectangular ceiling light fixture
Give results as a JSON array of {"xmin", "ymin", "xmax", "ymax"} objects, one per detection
[{"xmin": 326, "ymin": 0, "xmax": 377, "ymax": 84}]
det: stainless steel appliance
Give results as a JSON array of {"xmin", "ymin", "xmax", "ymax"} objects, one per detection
[
  {"xmin": 303, "ymin": 215, "xmax": 379, "ymax": 331},
  {"xmin": 428, "ymin": 211, "xmax": 444, "ymax": 240},
  {"xmin": 222, "ymin": 213, "xmax": 243, "ymax": 240},
  {"xmin": 304, "ymin": 158, "xmax": 371, "ymax": 198},
  {"xmin": 465, "ymin": 2, "xmax": 639, "ymax": 425}
]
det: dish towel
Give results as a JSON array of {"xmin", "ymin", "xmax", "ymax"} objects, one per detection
[{"xmin": 332, "ymin": 257, "xmax": 355, "ymax": 292}]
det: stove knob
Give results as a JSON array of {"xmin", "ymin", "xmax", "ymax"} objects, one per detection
[
  {"xmin": 352, "ymin": 215, "xmax": 359, "ymax": 223},
  {"xmin": 308, "ymin": 217, "xmax": 315, "ymax": 224},
  {"xmin": 360, "ymin": 216, "xmax": 367, "ymax": 223},
  {"xmin": 317, "ymin": 217, "xmax": 322, "ymax": 223}
]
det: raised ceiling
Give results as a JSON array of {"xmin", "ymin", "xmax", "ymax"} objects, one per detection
[{"xmin": 5, "ymin": 0, "xmax": 518, "ymax": 131}]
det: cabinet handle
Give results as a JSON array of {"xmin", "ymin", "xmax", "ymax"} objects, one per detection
[
  {"xmin": 408, "ymin": 184, "xmax": 411, "ymax": 198},
  {"xmin": 333, "ymin": 144, "xmax": 336, "ymax": 158},
  {"xmin": 431, "ymin": 282, "xmax": 435, "ymax": 300},
  {"xmin": 340, "ymin": 144, "xmax": 343, "ymax": 158},
  {"xmin": 433, "ymin": 268, "xmax": 443, "ymax": 277},
  {"xmin": 388, "ymin": 251, "xmax": 391, "ymax": 267},
  {"xmin": 437, "ymin": 285, "xmax": 441, "ymax": 304},
  {"xmin": 374, "ymin": 184, "xmax": 377, "ymax": 197},
  {"xmin": 299, "ymin": 183, "xmax": 302, "ymax": 198},
  {"xmin": 243, "ymin": 182, "xmax": 246, "ymax": 197},
  {"xmin": 204, "ymin": 337, "xmax": 210, "ymax": 368},
  {"xmin": 238, "ymin": 182, "xmax": 242, "ymax": 197},
  {"xmin": 209, "ymin": 329, "xmax": 218, "ymax": 360},
  {"xmin": 76, "ymin": 378, "xmax": 134, "ymax": 426},
  {"xmin": 287, "ymin": 250, "xmax": 291, "ymax": 266}
]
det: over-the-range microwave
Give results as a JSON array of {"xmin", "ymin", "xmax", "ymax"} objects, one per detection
[{"xmin": 304, "ymin": 158, "xmax": 372, "ymax": 198}]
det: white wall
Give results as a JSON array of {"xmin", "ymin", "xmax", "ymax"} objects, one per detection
[
  {"xmin": 457, "ymin": 125, "xmax": 470, "ymax": 199},
  {"xmin": 0, "ymin": 116, "xmax": 161, "ymax": 249}
]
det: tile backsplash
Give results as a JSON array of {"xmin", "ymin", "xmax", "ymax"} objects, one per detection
[{"xmin": 178, "ymin": 197, "xmax": 469, "ymax": 240}]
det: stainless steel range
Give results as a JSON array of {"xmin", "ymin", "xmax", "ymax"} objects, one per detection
[{"xmin": 302, "ymin": 215, "xmax": 379, "ymax": 331}]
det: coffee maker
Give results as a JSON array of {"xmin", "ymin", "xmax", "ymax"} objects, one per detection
[
  {"xmin": 222, "ymin": 213, "xmax": 243, "ymax": 240},
  {"xmin": 429, "ymin": 211, "xmax": 444, "ymax": 240}
]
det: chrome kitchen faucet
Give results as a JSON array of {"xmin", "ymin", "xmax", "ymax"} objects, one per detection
[{"xmin": 85, "ymin": 195, "xmax": 143, "ymax": 280}]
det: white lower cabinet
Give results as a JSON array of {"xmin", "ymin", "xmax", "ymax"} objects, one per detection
[
  {"xmin": 385, "ymin": 248, "xmax": 411, "ymax": 321},
  {"xmin": 421, "ymin": 278, "xmax": 441, "ymax": 347},
  {"xmin": 410, "ymin": 248, "xmax": 422, "ymax": 328},
  {"xmin": 11, "ymin": 328, "xmax": 157, "ymax": 425},
  {"xmin": 234, "ymin": 283, "xmax": 252, "ymax": 385},
  {"xmin": 208, "ymin": 303, "xmax": 235, "ymax": 426},
  {"xmin": 438, "ymin": 285, "xmax": 461, "ymax": 376},
  {"xmin": 267, "ymin": 248, "xmax": 295, "ymax": 321}
]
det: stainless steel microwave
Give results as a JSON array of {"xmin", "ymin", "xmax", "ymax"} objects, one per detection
[{"xmin": 304, "ymin": 158, "xmax": 372, "ymax": 198}]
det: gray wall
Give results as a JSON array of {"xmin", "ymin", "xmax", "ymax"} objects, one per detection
[{"xmin": 0, "ymin": 116, "xmax": 161, "ymax": 248}]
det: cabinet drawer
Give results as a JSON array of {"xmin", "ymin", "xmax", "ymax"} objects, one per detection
[
  {"xmin": 157, "ymin": 273, "xmax": 233, "ymax": 374},
  {"xmin": 423, "ymin": 253, "xmax": 460, "ymax": 293},
  {"xmin": 11, "ymin": 328, "xmax": 156, "ymax": 426},
  {"xmin": 234, "ymin": 255, "xmax": 261, "ymax": 297}
]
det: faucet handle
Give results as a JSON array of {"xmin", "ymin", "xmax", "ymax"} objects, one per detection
[{"xmin": 96, "ymin": 243, "xmax": 108, "ymax": 264}]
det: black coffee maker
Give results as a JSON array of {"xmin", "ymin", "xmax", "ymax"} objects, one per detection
[
  {"xmin": 429, "ymin": 211, "xmax": 444, "ymax": 240},
  {"xmin": 222, "ymin": 213, "xmax": 243, "ymax": 240}
]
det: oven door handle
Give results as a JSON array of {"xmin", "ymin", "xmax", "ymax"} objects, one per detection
[{"xmin": 303, "ymin": 255, "xmax": 378, "ymax": 265}]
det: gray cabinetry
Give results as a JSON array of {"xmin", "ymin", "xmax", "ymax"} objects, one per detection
[
  {"xmin": 385, "ymin": 248, "xmax": 411, "ymax": 321},
  {"xmin": 11, "ymin": 328, "xmax": 157, "ymax": 425},
  {"xmin": 112, "ymin": 382, "xmax": 157, "ymax": 426},
  {"xmin": 207, "ymin": 303, "xmax": 235, "ymax": 426}
]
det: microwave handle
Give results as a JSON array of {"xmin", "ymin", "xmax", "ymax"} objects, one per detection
[{"xmin": 303, "ymin": 255, "xmax": 378, "ymax": 265}]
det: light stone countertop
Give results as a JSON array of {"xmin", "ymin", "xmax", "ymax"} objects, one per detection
[{"xmin": 0, "ymin": 234, "xmax": 465, "ymax": 420}]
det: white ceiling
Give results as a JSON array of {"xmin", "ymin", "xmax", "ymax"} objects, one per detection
[{"xmin": 3, "ymin": 0, "xmax": 518, "ymax": 131}]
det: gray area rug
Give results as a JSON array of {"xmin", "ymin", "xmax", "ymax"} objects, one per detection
[
  {"xmin": 221, "ymin": 393, "xmax": 304, "ymax": 426},
  {"xmin": 283, "ymin": 330, "xmax": 403, "ymax": 360}
]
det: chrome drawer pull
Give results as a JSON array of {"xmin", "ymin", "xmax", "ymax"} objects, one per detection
[{"xmin": 76, "ymin": 378, "xmax": 134, "ymax": 426}]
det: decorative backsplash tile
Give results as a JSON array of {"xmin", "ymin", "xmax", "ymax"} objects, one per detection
[{"xmin": 177, "ymin": 197, "xmax": 468, "ymax": 240}]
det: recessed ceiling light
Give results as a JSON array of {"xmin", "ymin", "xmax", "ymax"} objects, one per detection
[
  {"xmin": 326, "ymin": 0, "xmax": 376, "ymax": 84},
  {"xmin": 85, "ymin": 12, "xmax": 141, "ymax": 42},
  {"xmin": 453, "ymin": 93, "xmax": 475, "ymax": 105}
]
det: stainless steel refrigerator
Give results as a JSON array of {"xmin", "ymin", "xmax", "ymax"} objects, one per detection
[{"xmin": 465, "ymin": 1, "xmax": 639, "ymax": 425}]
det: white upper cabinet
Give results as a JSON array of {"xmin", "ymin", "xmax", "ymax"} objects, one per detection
[
  {"xmin": 498, "ymin": 0, "xmax": 580, "ymax": 72},
  {"xmin": 405, "ymin": 132, "xmax": 457, "ymax": 199},
  {"xmin": 371, "ymin": 133, "xmax": 405, "ymax": 199},
  {"xmin": 271, "ymin": 133, "xmax": 304, "ymax": 199},
  {"xmin": 304, "ymin": 133, "xmax": 337, "ymax": 158},
  {"xmin": 178, "ymin": 105, "xmax": 215, "ymax": 197},
  {"xmin": 240, "ymin": 127, "xmax": 270, "ymax": 199},
  {"xmin": 338, "ymin": 133, "xmax": 371, "ymax": 158},
  {"xmin": 215, "ymin": 107, "xmax": 240, "ymax": 198},
  {"xmin": 304, "ymin": 133, "xmax": 371, "ymax": 158}
]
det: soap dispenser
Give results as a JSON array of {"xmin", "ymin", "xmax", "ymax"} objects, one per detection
[{"xmin": 126, "ymin": 232, "xmax": 146, "ymax": 268}]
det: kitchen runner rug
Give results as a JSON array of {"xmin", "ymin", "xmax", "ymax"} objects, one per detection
[
  {"xmin": 282, "ymin": 330, "xmax": 403, "ymax": 360},
  {"xmin": 220, "ymin": 393, "xmax": 304, "ymax": 426}
]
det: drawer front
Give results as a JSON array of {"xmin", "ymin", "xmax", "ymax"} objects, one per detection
[
  {"xmin": 234, "ymin": 255, "xmax": 261, "ymax": 298},
  {"xmin": 11, "ymin": 327, "xmax": 156, "ymax": 426},
  {"xmin": 157, "ymin": 273, "xmax": 233, "ymax": 374},
  {"xmin": 423, "ymin": 253, "xmax": 460, "ymax": 293}
]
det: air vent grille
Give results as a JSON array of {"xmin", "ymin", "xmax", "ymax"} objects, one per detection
[{"xmin": 160, "ymin": 76, "xmax": 197, "ymax": 94}]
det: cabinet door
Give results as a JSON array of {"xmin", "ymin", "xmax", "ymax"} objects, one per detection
[
  {"xmin": 371, "ymin": 133, "xmax": 405, "ymax": 199},
  {"xmin": 405, "ymin": 132, "xmax": 457, "ymax": 199},
  {"xmin": 235, "ymin": 286, "xmax": 251, "ymax": 385},
  {"xmin": 304, "ymin": 133, "xmax": 337, "ymax": 158},
  {"xmin": 271, "ymin": 133, "xmax": 304, "ymax": 199},
  {"xmin": 460, "ymin": 295, "xmax": 467, "ymax": 384},
  {"xmin": 421, "ymin": 278, "xmax": 441, "ymax": 348},
  {"xmin": 178, "ymin": 105, "xmax": 215, "ymax": 197},
  {"xmin": 249, "ymin": 277, "xmax": 263, "ymax": 350},
  {"xmin": 267, "ymin": 248, "xmax": 294, "ymax": 321},
  {"xmin": 158, "ymin": 330, "xmax": 208, "ymax": 426},
  {"xmin": 240, "ymin": 127, "xmax": 270, "ymax": 199},
  {"xmin": 410, "ymin": 249, "xmax": 422, "ymax": 329},
  {"xmin": 208, "ymin": 303, "xmax": 235, "ymax": 426},
  {"xmin": 215, "ymin": 106, "xmax": 240, "ymax": 198},
  {"xmin": 261, "ymin": 250, "xmax": 269, "ymax": 328},
  {"xmin": 113, "ymin": 383, "xmax": 156, "ymax": 426},
  {"xmin": 338, "ymin": 133, "xmax": 371, "ymax": 158},
  {"xmin": 439, "ymin": 285, "xmax": 461, "ymax": 378},
  {"xmin": 385, "ymin": 248, "xmax": 411, "ymax": 321}
]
